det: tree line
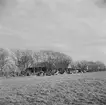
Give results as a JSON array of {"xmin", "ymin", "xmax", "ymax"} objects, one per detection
[{"xmin": 0, "ymin": 48, "xmax": 106, "ymax": 78}]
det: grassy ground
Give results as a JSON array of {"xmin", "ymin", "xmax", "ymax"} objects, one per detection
[{"xmin": 0, "ymin": 71, "xmax": 106, "ymax": 105}]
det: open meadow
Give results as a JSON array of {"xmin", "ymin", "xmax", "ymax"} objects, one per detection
[{"xmin": 0, "ymin": 71, "xmax": 106, "ymax": 105}]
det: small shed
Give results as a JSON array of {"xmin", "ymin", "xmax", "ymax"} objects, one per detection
[{"xmin": 67, "ymin": 64, "xmax": 72, "ymax": 68}]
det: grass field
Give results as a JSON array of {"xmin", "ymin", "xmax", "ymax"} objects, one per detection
[{"xmin": 0, "ymin": 71, "xmax": 106, "ymax": 105}]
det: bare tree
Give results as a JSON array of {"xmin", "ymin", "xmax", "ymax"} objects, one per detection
[
  {"xmin": 0, "ymin": 48, "xmax": 10, "ymax": 76},
  {"xmin": 75, "ymin": 60, "xmax": 88, "ymax": 73}
]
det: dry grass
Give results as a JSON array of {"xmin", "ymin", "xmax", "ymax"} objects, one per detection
[{"xmin": 0, "ymin": 72, "xmax": 106, "ymax": 105}]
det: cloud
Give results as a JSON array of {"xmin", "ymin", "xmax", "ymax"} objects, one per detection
[
  {"xmin": 94, "ymin": 0, "xmax": 106, "ymax": 8},
  {"xmin": 51, "ymin": 43, "xmax": 71, "ymax": 52},
  {"xmin": 0, "ymin": 34, "xmax": 26, "ymax": 48},
  {"xmin": 0, "ymin": 24, "xmax": 27, "ymax": 48},
  {"xmin": 17, "ymin": 0, "xmax": 27, "ymax": 3},
  {"xmin": 0, "ymin": 0, "xmax": 106, "ymax": 63},
  {"xmin": 99, "ymin": 46, "xmax": 106, "ymax": 55}
]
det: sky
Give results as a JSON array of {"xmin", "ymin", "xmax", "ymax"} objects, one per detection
[{"xmin": 0, "ymin": 0, "xmax": 106, "ymax": 63}]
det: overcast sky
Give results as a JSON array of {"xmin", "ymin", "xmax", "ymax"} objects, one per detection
[{"xmin": 0, "ymin": 0, "xmax": 106, "ymax": 63}]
